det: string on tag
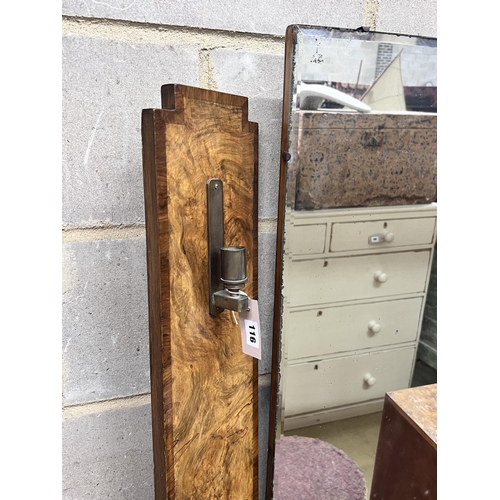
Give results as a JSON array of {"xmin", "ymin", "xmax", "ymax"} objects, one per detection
[{"xmin": 239, "ymin": 291, "xmax": 251, "ymax": 312}]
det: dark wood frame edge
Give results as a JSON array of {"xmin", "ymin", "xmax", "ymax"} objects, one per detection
[
  {"xmin": 265, "ymin": 24, "xmax": 295, "ymax": 500},
  {"xmin": 142, "ymin": 109, "xmax": 170, "ymax": 500}
]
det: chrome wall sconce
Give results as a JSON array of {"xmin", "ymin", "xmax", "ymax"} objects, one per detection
[{"xmin": 207, "ymin": 178, "xmax": 249, "ymax": 316}]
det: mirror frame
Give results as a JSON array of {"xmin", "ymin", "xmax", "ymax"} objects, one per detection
[{"xmin": 265, "ymin": 24, "xmax": 437, "ymax": 499}]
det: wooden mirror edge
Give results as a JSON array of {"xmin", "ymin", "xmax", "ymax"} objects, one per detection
[{"xmin": 265, "ymin": 24, "xmax": 295, "ymax": 500}]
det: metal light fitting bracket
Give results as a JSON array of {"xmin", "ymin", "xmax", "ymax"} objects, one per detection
[{"xmin": 207, "ymin": 178, "xmax": 249, "ymax": 317}]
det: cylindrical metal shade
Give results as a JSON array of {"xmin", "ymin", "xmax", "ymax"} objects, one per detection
[{"xmin": 220, "ymin": 246, "xmax": 247, "ymax": 290}]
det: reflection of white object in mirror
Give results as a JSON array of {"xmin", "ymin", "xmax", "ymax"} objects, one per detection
[
  {"xmin": 374, "ymin": 270, "xmax": 388, "ymax": 283},
  {"xmin": 298, "ymin": 83, "xmax": 371, "ymax": 113},
  {"xmin": 361, "ymin": 51, "xmax": 406, "ymax": 111}
]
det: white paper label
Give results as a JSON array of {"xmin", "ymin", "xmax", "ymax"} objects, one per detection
[{"xmin": 238, "ymin": 299, "xmax": 261, "ymax": 359}]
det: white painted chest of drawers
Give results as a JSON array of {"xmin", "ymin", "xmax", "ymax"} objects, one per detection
[{"xmin": 281, "ymin": 203, "xmax": 437, "ymax": 430}]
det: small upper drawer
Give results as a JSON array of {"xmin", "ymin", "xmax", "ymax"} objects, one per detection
[
  {"xmin": 291, "ymin": 224, "xmax": 327, "ymax": 255},
  {"xmin": 330, "ymin": 217, "xmax": 436, "ymax": 253}
]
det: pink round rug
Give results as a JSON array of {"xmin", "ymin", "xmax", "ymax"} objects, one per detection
[{"xmin": 274, "ymin": 435, "xmax": 366, "ymax": 500}]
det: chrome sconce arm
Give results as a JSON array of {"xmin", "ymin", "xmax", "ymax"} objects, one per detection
[{"xmin": 207, "ymin": 178, "xmax": 249, "ymax": 316}]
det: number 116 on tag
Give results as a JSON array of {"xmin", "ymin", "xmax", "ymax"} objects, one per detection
[{"xmin": 245, "ymin": 320, "xmax": 260, "ymax": 348}]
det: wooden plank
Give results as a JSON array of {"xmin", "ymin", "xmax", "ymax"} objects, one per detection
[{"xmin": 142, "ymin": 84, "xmax": 258, "ymax": 500}]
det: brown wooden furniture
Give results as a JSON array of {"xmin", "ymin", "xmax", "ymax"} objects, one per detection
[
  {"xmin": 142, "ymin": 84, "xmax": 259, "ymax": 499},
  {"xmin": 370, "ymin": 384, "xmax": 437, "ymax": 499}
]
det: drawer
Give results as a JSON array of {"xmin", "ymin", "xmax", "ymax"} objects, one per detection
[
  {"xmin": 284, "ymin": 347, "xmax": 415, "ymax": 417},
  {"xmin": 330, "ymin": 217, "xmax": 436, "ymax": 253},
  {"xmin": 290, "ymin": 223, "xmax": 327, "ymax": 255},
  {"xmin": 287, "ymin": 250, "xmax": 431, "ymax": 307},
  {"xmin": 286, "ymin": 297, "xmax": 423, "ymax": 360}
]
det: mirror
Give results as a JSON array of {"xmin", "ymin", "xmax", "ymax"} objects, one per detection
[{"xmin": 267, "ymin": 25, "xmax": 437, "ymax": 499}]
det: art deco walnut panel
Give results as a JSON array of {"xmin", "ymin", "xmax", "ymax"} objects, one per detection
[{"xmin": 142, "ymin": 84, "xmax": 258, "ymax": 500}]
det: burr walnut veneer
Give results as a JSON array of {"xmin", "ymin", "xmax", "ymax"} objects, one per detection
[{"xmin": 142, "ymin": 84, "xmax": 258, "ymax": 500}]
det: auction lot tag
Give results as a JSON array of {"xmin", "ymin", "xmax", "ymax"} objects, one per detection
[{"xmin": 238, "ymin": 299, "xmax": 261, "ymax": 360}]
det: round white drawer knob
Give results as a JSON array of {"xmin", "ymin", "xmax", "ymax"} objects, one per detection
[
  {"xmin": 364, "ymin": 374, "xmax": 376, "ymax": 386},
  {"xmin": 374, "ymin": 270, "xmax": 388, "ymax": 283},
  {"xmin": 384, "ymin": 232, "xmax": 394, "ymax": 243},
  {"xmin": 368, "ymin": 320, "xmax": 381, "ymax": 333}
]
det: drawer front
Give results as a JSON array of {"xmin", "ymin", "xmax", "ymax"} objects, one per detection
[
  {"xmin": 291, "ymin": 223, "xmax": 327, "ymax": 255},
  {"xmin": 330, "ymin": 217, "xmax": 436, "ymax": 253},
  {"xmin": 288, "ymin": 250, "xmax": 431, "ymax": 307},
  {"xmin": 287, "ymin": 297, "xmax": 423, "ymax": 361},
  {"xmin": 284, "ymin": 347, "xmax": 415, "ymax": 417}
]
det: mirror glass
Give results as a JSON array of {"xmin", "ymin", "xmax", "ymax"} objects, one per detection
[{"xmin": 269, "ymin": 25, "xmax": 437, "ymax": 499}]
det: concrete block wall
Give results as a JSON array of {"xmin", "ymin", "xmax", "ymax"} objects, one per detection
[{"xmin": 62, "ymin": 1, "xmax": 436, "ymax": 498}]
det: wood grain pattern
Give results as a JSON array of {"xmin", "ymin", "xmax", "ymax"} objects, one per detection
[
  {"xmin": 142, "ymin": 84, "xmax": 258, "ymax": 499},
  {"xmin": 388, "ymin": 383, "xmax": 437, "ymax": 447},
  {"xmin": 370, "ymin": 384, "xmax": 437, "ymax": 499}
]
